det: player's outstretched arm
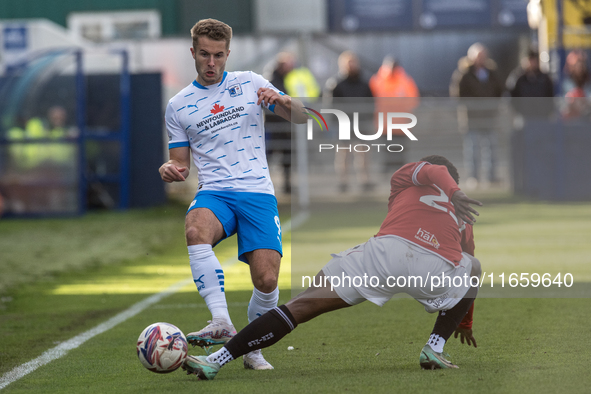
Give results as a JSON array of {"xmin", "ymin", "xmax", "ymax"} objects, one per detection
[
  {"xmin": 257, "ymin": 88, "xmax": 308, "ymax": 124},
  {"xmin": 451, "ymin": 190, "xmax": 482, "ymax": 225},
  {"xmin": 159, "ymin": 147, "xmax": 191, "ymax": 183}
]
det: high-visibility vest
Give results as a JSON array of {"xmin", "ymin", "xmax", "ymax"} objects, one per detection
[
  {"xmin": 6, "ymin": 126, "xmax": 27, "ymax": 168},
  {"xmin": 284, "ymin": 67, "xmax": 320, "ymax": 98}
]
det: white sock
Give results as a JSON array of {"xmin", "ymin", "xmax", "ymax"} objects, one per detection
[
  {"xmin": 427, "ymin": 333, "xmax": 446, "ymax": 353},
  {"xmin": 247, "ymin": 286, "xmax": 279, "ymax": 323},
  {"xmin": 206, "ymin": 347, "xmax": 233, "ymax": 367},
  {"xmin": 188, "ymin": 244, "xmax": 232, "ymax": 325}
]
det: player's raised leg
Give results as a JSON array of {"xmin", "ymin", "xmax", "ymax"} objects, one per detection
[
  {"xmin": 421, "ymin": 255, "xmax": 482, "ymax": 370},
  {"xmin": 182, "ymin": 270, "xmax": 352, "ymax": 379},
  {"xmin": 185, "ymin": 207, "xmax": 237, "ymax": 349}
]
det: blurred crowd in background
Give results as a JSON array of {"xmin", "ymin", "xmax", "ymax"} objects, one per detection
[
  {"xmin": 1, "ymin": 0, "xmax": 591, "ymax": 216},
  {"xmin": 262, "ymin": 42, "xmax": 591, "ymax": 193}
]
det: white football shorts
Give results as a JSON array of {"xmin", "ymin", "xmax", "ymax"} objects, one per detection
[{"xmin": 322, "ymin": 235, "xmax": 473, "ymax": 313}]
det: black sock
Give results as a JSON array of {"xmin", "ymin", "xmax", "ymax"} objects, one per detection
[
  {"xmin": 431, "ymin": 286, "xmax": 478, "ymax": 341},
  {"xmin": 224, "ymin": 304, "xmax": 298, "ymax": 359}
]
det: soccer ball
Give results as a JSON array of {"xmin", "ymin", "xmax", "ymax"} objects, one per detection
[{"xmin": 136, "ymin": 322, "xmax": 188, "ymax": 373}]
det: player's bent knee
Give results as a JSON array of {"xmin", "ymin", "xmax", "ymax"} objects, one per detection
[
  {"xmin": 185, "ymin": 224, "xmax": 214, "ymax": 245},
  {"xmin": 252, "ymin": 274, "xmax": 278, "ymax": 293}
]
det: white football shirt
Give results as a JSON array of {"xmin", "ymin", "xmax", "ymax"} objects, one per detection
[{"xmin": 166, "ymin": 71, "xmax": 284, "ymax": 195}]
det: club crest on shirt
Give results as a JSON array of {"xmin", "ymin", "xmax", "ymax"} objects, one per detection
[
  {"xmin": 415, "ymin": 228, "xmax": 440, "ymax": 249},
  {"xmin": 228, "ymin": 84, "xmax": 243, "ymax": 97}
]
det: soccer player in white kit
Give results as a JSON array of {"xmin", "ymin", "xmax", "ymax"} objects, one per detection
[{"xmin": 159, "ymin": 19, "xmax": 307, "ymax": 370}]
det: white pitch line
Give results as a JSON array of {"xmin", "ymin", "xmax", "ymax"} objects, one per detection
[
  {"xmin": 0, "ymin": 278, "xmax": 193, "ymax": 390},
  {"xmin": 0, "ymin": 210, "xmax": 310, "ymax": 390}
]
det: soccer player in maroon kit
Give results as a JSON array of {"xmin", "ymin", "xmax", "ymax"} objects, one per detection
[{"xmin": 183, "ymin": 155, "xmax": 483, "ymax": 379}]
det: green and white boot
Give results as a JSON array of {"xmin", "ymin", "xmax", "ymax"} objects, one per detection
[
  {"xmin": 419, "ymin": 345, "xmax": 459, "ymax": 370},
  {"xmin": 182, "ymin": 355, "xmax": 221, "ymax": 380}
]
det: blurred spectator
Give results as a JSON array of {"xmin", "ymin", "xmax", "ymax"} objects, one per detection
[
  {"xmin": 46, "ymin": 105, "xmax": 77, "ymax": 167},
  {"xmin": 370, "ymin": 56, "xmax": 419, "ymax": 99},
  {"xmin": 507, "ymin": 48, "xmax": 554, "ymax": 98},
  {"xmin": 506, "ymin": 48, "xmax": 554, "ymax": 196},
  {"xmin": 562, "ymin": 50, "xmax": 591, "ymax": 119},
  {"xmin": 324, "ymin": 51, "xmax": 374, "ymax": 192},
  {"xmin": 5, "ymin": 115, "xmax": 28, "ymax": 169},
  {"xmin": 269, "ymin": 52, "xmax": 294, "ymax": 93},
  {"xmin": 562, "ymin": 49, "xmax": 591, "ymax": 97},
  {"xmin": 506, "ymin": 47, "xmax": 554, "ymax": 118},
  {"xmin": 450, "ymin": 43, "xmax": 503, "ymax": 188},
  {"xmin": 264, "ymin": 52, "xmax": 320, "ymax": 194},
  {"xmin": 5, "ymin": 114, "xmax": 45, "ymax": 170},
  {"xmin": 283, "ymin": 55, "xmax": 321, "ymax": 98},
  {"xmin": 369, "ymin": 56, "xmax": 419, "ymax": 174},
  {"xmin": 265, "ymin": 52, "xmax": 296, "ymax": 194}
]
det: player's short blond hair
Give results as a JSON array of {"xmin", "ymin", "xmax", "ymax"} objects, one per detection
[{"xmin": 191, "ymin": 19, "xmax": 232, "ymax": 50}]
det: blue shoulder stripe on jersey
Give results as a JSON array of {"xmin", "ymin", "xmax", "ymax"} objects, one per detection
[
  {"xmin": 241, "ymin": 80, "xmax": 251, "ymax": 85},
  {"xmin": 269, "ymin": 104, "xmax": 276, "ymax": 113},
  {"xmin": 169, "ymin": 141, "xmax": 190, "ymax": 149},
  {"xmin": 247, "ymin": 102, "xmax": 255, "ymax": 104},
  {"xmin": 192, "ymin": 72, "xmax": 228, "ymax": 90},
  {"xmin": 177, "ymin": 106, "xmax": 186, "ymax": 111},
  {"xmin": 184, "ymin": 92, "xmax": 194, "ymax": 97},
  {"xmin": 192, "ymin": 80, "xmax": 207, "ymax": 90}
]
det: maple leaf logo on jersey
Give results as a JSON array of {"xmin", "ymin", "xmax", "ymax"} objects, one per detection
[{"xmin": 210, "ymin": 103, "xmax": 225, "ymax": 114}]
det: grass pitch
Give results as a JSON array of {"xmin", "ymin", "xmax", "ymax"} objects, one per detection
[{"xmin": 1, "ymin": 200, "xmax": 590, "ymax": 393}]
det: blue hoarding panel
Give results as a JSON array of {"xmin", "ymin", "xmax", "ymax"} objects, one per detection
[
  {"xmin": 328, "ymin": 0, "xmax": 413, "ymax": 32},
  {"xmin": 328, "ymin": 0, "xmax": 528, "ymax": 32}
]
